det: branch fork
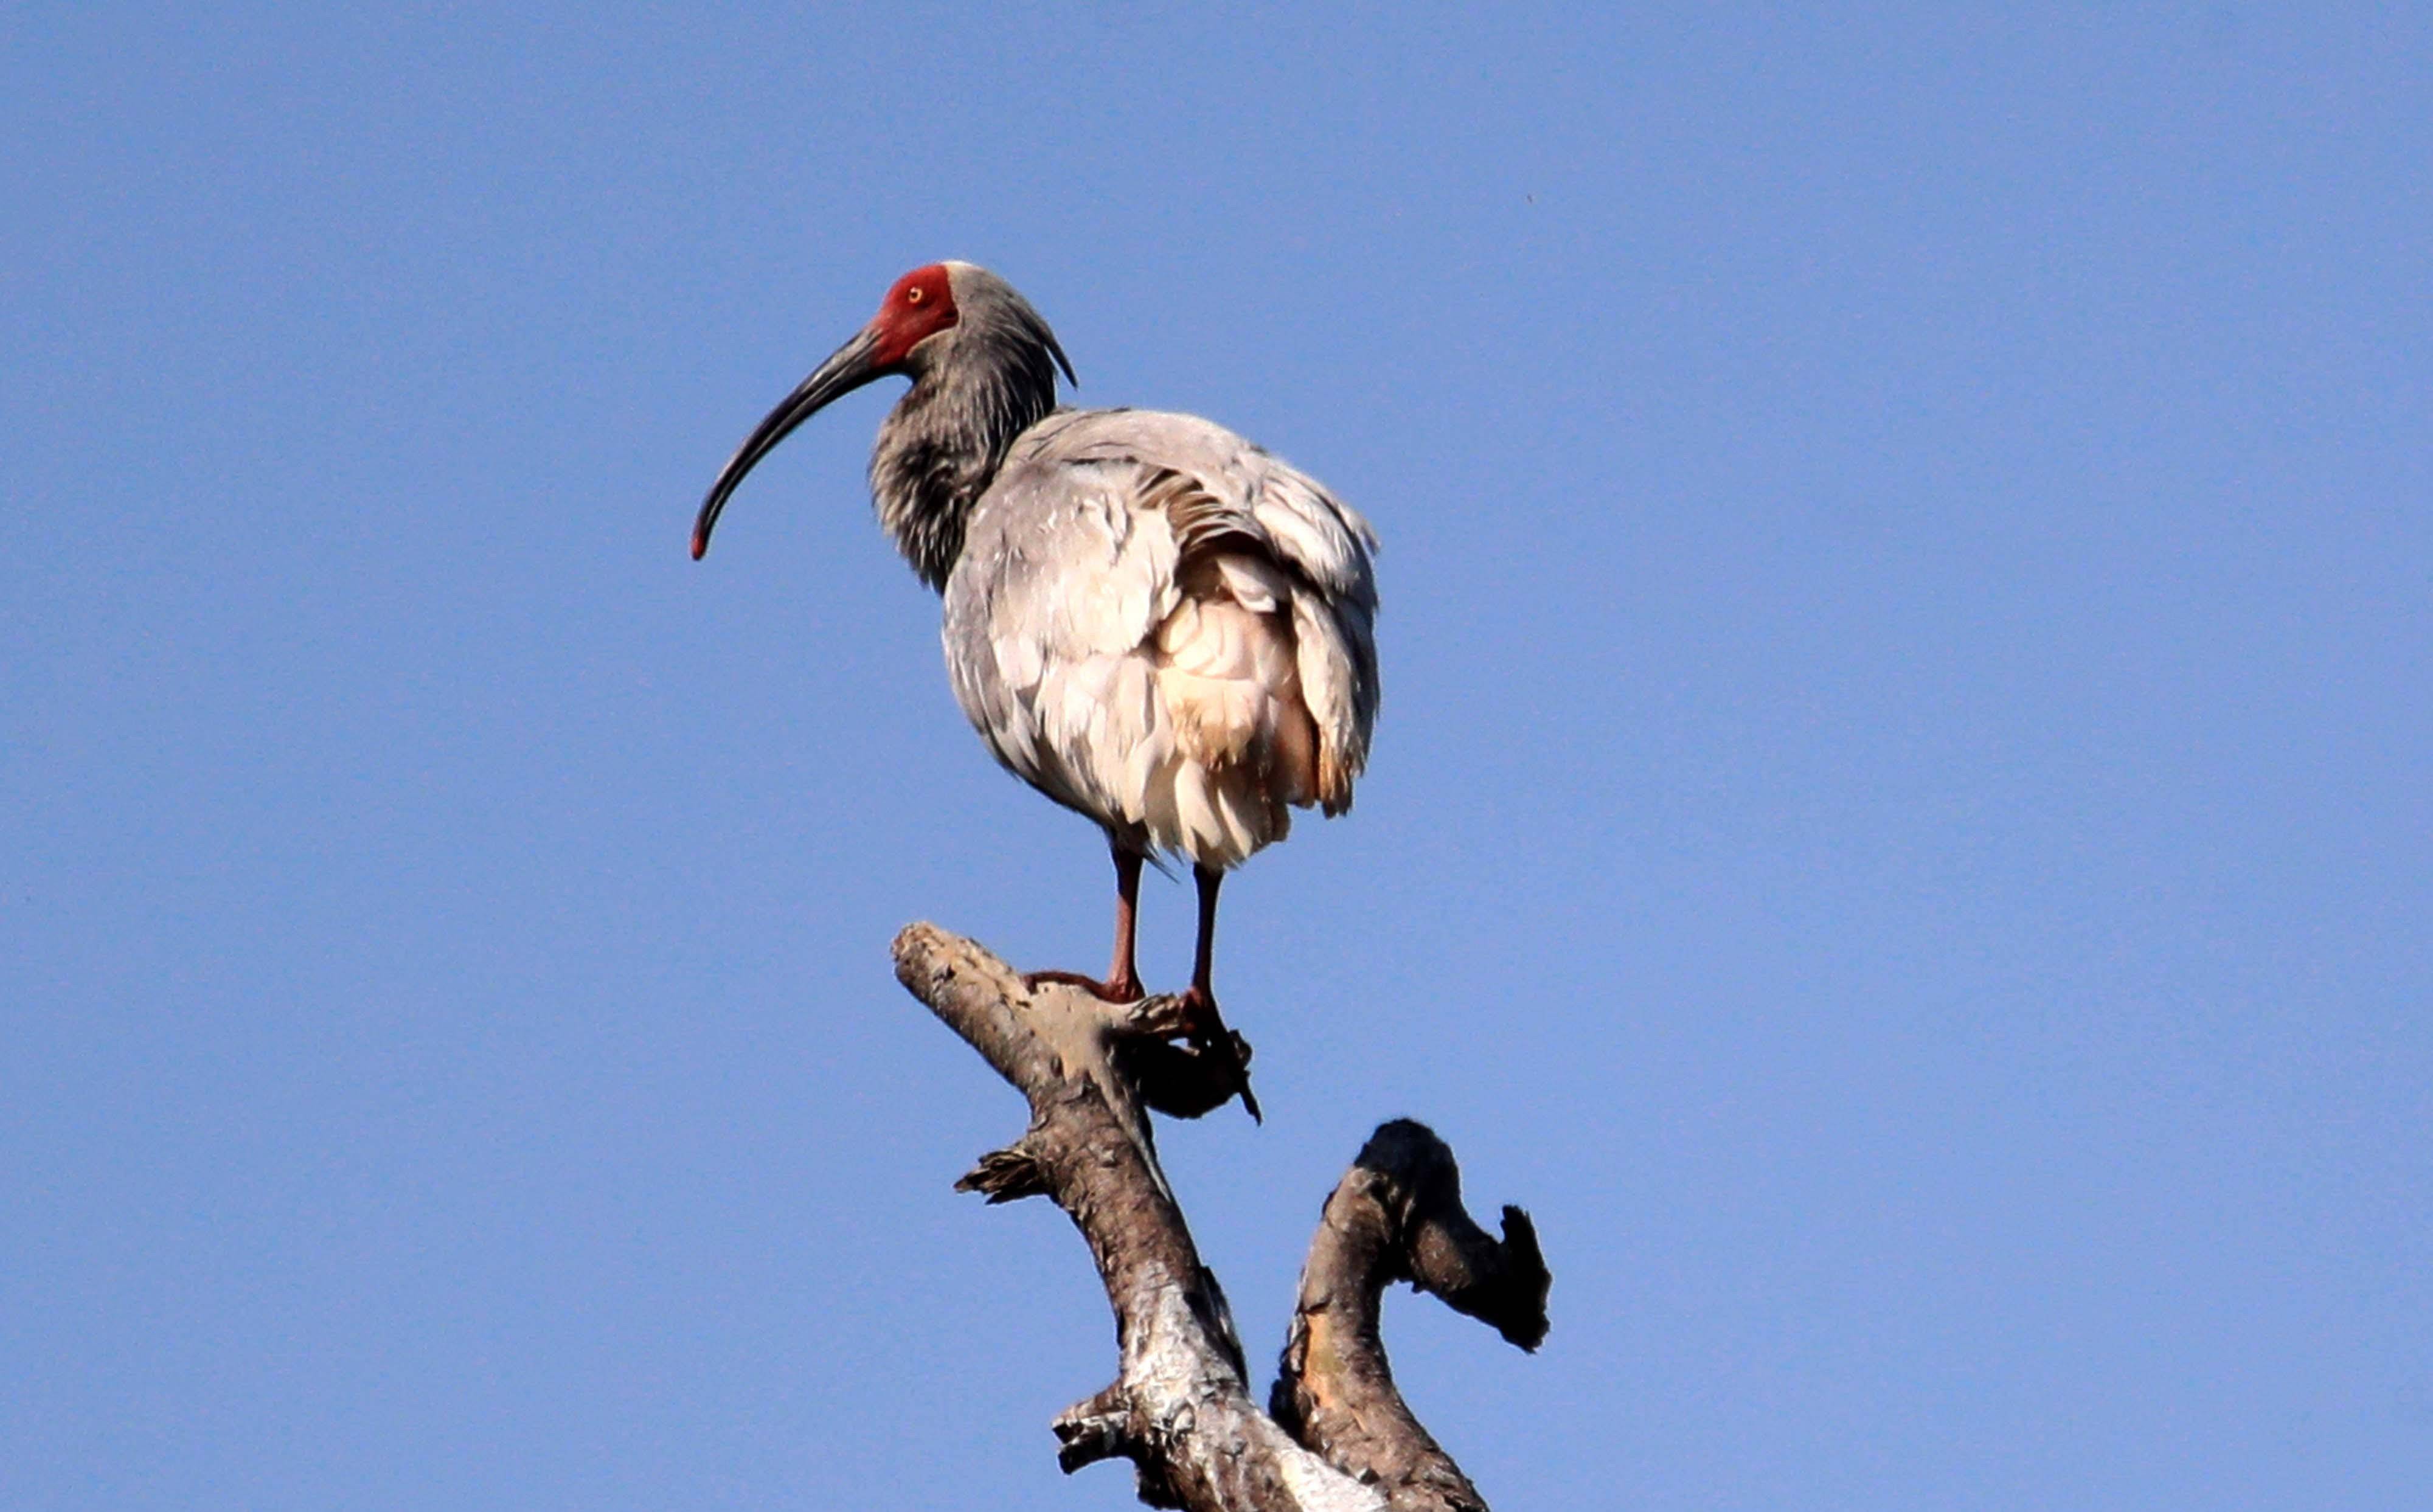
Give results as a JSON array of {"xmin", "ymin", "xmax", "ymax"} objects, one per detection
[{"xmin": 893, "ymin": 924, "xmax": 1551, "ymax": 1511}]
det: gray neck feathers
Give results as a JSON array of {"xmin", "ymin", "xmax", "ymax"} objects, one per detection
[{"xmin": 869, "ymin": 311, "xmax": 1064, "ymax": 592}]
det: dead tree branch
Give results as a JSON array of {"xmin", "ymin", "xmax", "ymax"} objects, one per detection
[
  {"xmin": 892, "ymin": 923, "xmax": 1549, "ymax": 1511},
  {"xmin": 1272, "ymin": 1121, "xmax": 1551, "ymax": 1510}
]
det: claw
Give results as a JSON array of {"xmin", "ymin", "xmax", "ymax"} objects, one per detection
[{"xmin": 1176, "ymin": 986, "xmax": 1261, "ymax": 1123}]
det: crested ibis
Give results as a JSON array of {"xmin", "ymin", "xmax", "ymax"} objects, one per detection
[{"xmin": 692, "ymin": 262, "xmax": 1380, "ymax": 1117}]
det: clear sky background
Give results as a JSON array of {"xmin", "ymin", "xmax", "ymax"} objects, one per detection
[{"xmin": 5, "ymin": 4, "xmax": 2427, "ymax": 1508}]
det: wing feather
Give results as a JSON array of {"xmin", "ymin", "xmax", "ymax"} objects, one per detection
[{"xmin": 946, "ymin": 408, "xmax": 1381, "ymax": 864}]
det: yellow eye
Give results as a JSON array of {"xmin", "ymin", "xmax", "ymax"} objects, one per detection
[{"xmin": 906, "ymin": 286, "xmax": 925, "ymax": 303}]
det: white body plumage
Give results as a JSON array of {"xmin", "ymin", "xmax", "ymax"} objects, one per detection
[{"xmin": 944, "ymin": 408, "xmax": 1380, "ymax": 870}]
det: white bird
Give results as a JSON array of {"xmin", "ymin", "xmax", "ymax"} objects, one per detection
[{"xmin": 692, "ymin": 262, "xmax": 1380, "ymax": 1117}]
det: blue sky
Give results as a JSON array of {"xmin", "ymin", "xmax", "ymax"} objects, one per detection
[{"xmin": 5, "ymin": 4, "xmax": 2427, "ymax": 1508}]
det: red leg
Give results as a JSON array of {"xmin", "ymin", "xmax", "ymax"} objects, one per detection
[
  {"xmin": 1178, "ymin": 863, "xmax": 1260, "ymax": 1122},
  {"xmin": 1105, "ymin": 844, "xmax": 1145, "ymax": 1001},
  {"xmin": 1188, "ymin": 862, "xmax": 1221, "ymax": 1002},
  {"xmin": 1024, "ymin": 838, "xmax": 1147, "ymax": 1004}
]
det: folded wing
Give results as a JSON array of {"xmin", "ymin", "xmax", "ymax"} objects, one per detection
[{"xmin": 943, "ymin": 409, "xmax": 1380, "ymax": 869}]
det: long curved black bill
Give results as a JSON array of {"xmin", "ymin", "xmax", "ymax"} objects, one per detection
[{"xmin": 691, "ymin": 326, "xmax": 884, "ymax": 560}]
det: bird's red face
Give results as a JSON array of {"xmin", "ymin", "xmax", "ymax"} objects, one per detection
[
  {"xmin": 868, "ymin": 264, "xmax": 959, "ymax": 369},
  {"xmin": 690, "ymin": 260, "xmax": 999, "ymax": 561}
]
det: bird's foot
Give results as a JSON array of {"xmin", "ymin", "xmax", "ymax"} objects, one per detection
[
  {"xmin": 1024, "ymin": 968, "xmax": 1146, "ymax": 1004},
  {"xmin": 1176, "ymin": 986, "xmax": 1261, "ymax": 1124},
  {"xmin": 1023, "ymin": 971, "xmax": 1257, "ymax": 1122}
]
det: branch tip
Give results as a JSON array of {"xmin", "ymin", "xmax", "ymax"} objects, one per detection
[{"xmin": 1275, "ymin": 1119, "xmax": 1552, "ymax": 1502}]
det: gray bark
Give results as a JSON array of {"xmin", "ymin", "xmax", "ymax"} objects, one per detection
[{"xmin": 892, "ymin": 924, "xmax": 1550, "ymax": 1511}]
